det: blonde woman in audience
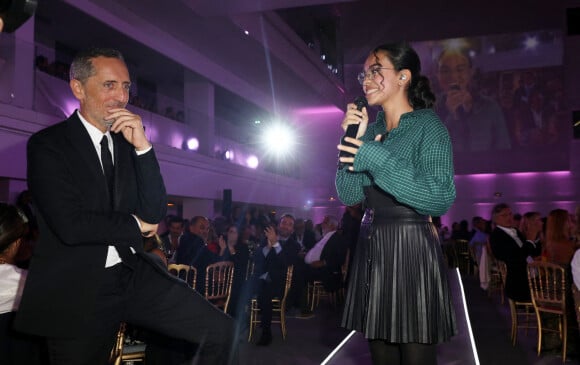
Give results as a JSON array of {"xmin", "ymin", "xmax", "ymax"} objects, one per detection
[{"xmin": 545, "ymin": 209, "xmax": 578, "ymax": 265}]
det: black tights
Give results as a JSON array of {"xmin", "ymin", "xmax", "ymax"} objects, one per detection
[{"xmin": 368, "ymin": 340, "xmax": 437, "ymax": 365}]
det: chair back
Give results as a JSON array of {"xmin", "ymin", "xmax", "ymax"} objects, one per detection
[
  {"xmin": 527, "ymin": 260, "xmax": 569, "ymax": 361},
  {"xmin": 205, "ymin": 261, "xmax": 235, "ymax": 312},
  {"xmin": 168, "ymin": 264, "xmax": 197, "ymax": 288},
  {"xmin": 281, "ymin": 265, "xmax": 294, "ymax": 302},
  {"xmin": 527, "ymin": 261, "xmax": 566, "ymax": 313}
]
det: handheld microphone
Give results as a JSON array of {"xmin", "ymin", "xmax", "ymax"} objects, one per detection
[
  {"xmin": 338, "ymin": 96, "xmax": 368, "ymax": 170},
  {"xmin": 449, "ymin": 85, "xmax": 465, "ymax": 117}
]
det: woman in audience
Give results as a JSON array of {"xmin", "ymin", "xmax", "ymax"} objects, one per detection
[
  {"xmin": 0, "ymin": 203, "xmax": 46, "ymax": 364},
  {"xmin": 545, "ymin": 209, "xmax": 578, "ymax": 265},
  {"xmin": 223, "ymin": 224, "xmax": 250, "ymax": 319},
  {"xmin": 544, "ymin": 208, "xmax": 580, "ymax": 355},
  {"xmin": 336, "ymin": 42, "xmax": 456, "ymax": 365}
]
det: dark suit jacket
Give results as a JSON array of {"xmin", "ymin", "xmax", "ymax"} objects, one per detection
[
  {"xmin": 292, "ymin": 230, "xmax": 316, "ymax": 251},
  {"xmin": 252, "ymin": 238, "xmax": 299, "ymax": 296},
  {"xmin": 15, "ymin": 112, "xmax": 167, "ymax": 337},
  {"xmin": 490, "ymin": 227, "xmax": 542, "ymax": 302},
  {"xmin": 312, "ymin": 232, "xmax": 348, "ymax": 292},
  {"xmin": 174, "ymin": 232, "xmax": 228, "ymax": 292}
]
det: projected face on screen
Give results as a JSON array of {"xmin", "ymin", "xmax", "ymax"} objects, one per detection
[{"xmin": 411, "ymin": 30, "xmax": 567, "ymax": 174}]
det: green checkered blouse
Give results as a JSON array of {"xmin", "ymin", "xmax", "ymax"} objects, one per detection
[{"xmin": 335, "ymin": 108, "xmax": 456, "ymax": 217}]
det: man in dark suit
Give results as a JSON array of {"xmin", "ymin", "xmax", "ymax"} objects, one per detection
[
  {"xmin": 176, "ymin": 215, "xmax": 228, "ymax": 292},
  {"xmin": 292, "ymin": 218, "xmax": 316, "ymax": 251},
  {"xmin": 159, "ymin": 215, "xmax": 184, "ymax": 261},
  {"xmin": 304, "ymin": 215, "xmax": 349, "ymax": 293},
  {"xmin": 489, "ymin": 203, "xmax": 542, "ymax": 302},
  {"xmin": 252, "ymin": 214, "xmax": 300, "ymax": 346},
  {"xmin": 14, "ymin": 48, "xmax": 236, "ymax": 365}
]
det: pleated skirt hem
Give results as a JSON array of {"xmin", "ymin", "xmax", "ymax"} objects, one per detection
[{"xmin": 341, "ymin": 220, "xmax": 457, "ymax": 344}]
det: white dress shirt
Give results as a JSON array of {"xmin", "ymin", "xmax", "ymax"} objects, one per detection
[
  {"xmin": 305, "ymin": 230, "xmax": 336, "ymax": 264},
  {"xmin": 0, "ymin": 264, "xmax": 27, "ymax": 314}
]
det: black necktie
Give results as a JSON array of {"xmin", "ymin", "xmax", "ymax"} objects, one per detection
[
  {"xmin": 100, "ymin": 135, "xmax": 115, "ymax": 208},
  {"xmin": 101, "ymin": 135, "xmax": 136, "ymax": 266}
]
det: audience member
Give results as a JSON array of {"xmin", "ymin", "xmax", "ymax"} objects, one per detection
[
  {"xmin": 451, "ymin": 219, "xmax": 471, "ymax": 241},
  {"xmin": 292, "ymin": 218, "xmax": 316, "ymax": 252},
  {"xmin": 251, "ymin": 214, "xmax": 300, "ymax": 346},
  {"xmin": 513, "ymin": 89, "xmax": 558, "ymax": 146},
  {"xmin": 489, "ymin": 203, "xmax": 542, "ymax": 301},
  {"xmin": 304, "ymin": 216, "xmax": 348, "ymax": 294},
  {"xmin": 0, "ymin": 203, "xmax": 47, "ymax": 365},
  {"xmin": 143, "ymin": 234, "xmax": 168, "ymax": 266},
  {"xmin": 223, "ymin": 224, "xmax": 251, "ymax": 320},
  {"xmin": 175, "ymin": 216, "xmax": 228, "ymax": 292},
  {"xmin": 469, "ymin": 216, "xmax": 488, "ymax": 263},
  {"xmin": 545, "ymin": 209, "xmax": 578, "ymax": 265},
  {"xmin": 519, "ymin": 211, "xmax": 543, "ymax": 245},
  {"xmin": 159, "ymin": 215, "xmax": 183, "ymax": 262},
  {"xmin": 543, "ymin": 209, "xmax": 580, "ymax": 355}
]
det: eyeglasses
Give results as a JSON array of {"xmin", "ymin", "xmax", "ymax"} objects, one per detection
[{"xmin": 357, "ymin": 66, "xmax": 394, "ymax": 85}]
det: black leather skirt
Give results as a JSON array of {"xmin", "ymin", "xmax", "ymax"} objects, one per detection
[{"xmin": 341, "ymin": 186, "xmax": 456, "ymax": 343}]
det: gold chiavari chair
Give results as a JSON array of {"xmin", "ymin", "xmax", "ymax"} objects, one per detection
[
  {"xmin": 168, "ymin": 263, "xmax": 197, "ymax": 289},
  {"xmin": 205, "ymin": 261, "xmax": 235, "ymax": 312},
  {"xmin": 109, "ymin": 322, "xmax": 145, "ymax": 365},
  {"xmin": 527, "ymin": 261, "xmax": 568, "ymax": 362}
]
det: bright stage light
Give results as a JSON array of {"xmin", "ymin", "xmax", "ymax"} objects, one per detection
[
  {"xmin": 186, "ymin": 138, "xmax": 199, "ymax": 151},
  {"xmin": 246, "ymin": 155, "xmax": 259, "ymax": 169},
  {"xmin": 262, "ymin": 123, "xmax": 296, "ymax": 155}
]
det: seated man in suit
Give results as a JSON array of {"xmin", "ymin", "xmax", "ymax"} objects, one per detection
[
  {"xmin": 304, "ymin": 215, "xmax": 349, "ymax": 294},
  {"xmin": 159, "ymin": 215, "xmax": 184, "ymax": 262},
  {"xmin": 175, "ymin": 216, "xmax": 229, "ymax": 292},
  {"xmin": 489, "ymin": 203, "xmax": 542, "ymax": 302},
  {"xmin": 293, "ymin": 218, "xmax": 316, "ymax": 252},
  {"xmin": 252, "ymin": 214, "xmax": 300, "ymax": 346}
]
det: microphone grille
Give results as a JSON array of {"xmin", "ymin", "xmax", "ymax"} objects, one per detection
[{"xmin": 354, "ymin": 96, "xmax": 368, "ymax": 110}]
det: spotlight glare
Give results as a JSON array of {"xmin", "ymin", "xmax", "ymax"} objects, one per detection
[
  {"xmin": 247, "ymin": 155, "xmax": 259, "ymax": 169},
  {"xmin": 262, "ymin": 123, "xmax": 295, "ymax": 154},
  {"xmin": 186, "ymin": 138, "xmax": 199, "ymax": 151}
]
